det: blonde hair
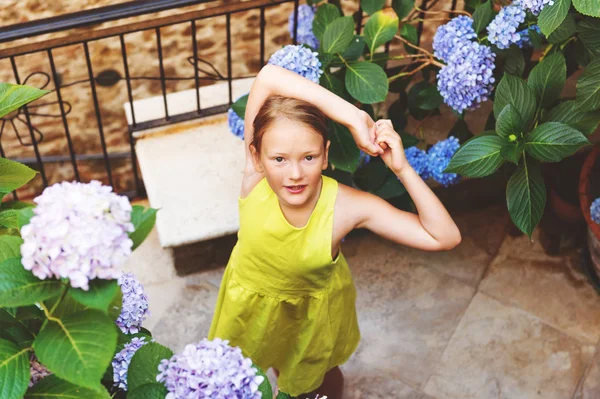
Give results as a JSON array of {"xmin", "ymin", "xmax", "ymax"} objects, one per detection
[{"xmin": 251, "ymin": 95, "xmax": 329, "ymax": 153}]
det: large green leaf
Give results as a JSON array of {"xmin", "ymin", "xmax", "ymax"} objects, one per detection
[
  {"xmin": 16, "ymin": 207, "xmax": 34, "ymax": 230},
  {"xmin": 127, "ymin": 383, "xmax": 168, "ymax": 399},
  {"xmin": 313, "ymin": 4, "xmax": 341, "ymax": 43},
  {"xmin": 547, "ymin": 13, "xmax": 576, "ymax": 44},
  {"xmin": 527, "ymin": 52, "xmax": 566, "ymax": 107},
  {"xmin": 127, "ymin": 342, "xmax": 173, "ymax": 392},
  {"xmin": 129, "ymin": 206, "xmax": 158, "ymax": 250},
  {"xmin": 501, "ymin": 141, "xmax": 525, "ymax": 164},
  {"xmin": 472, "ymin": 1, "xmax": 493, "ymax": 34},
  {"xmin": 373, "ymin": 170, "xmax": 407, "ymax": 199},
  {"xmin": 496, "ymin": 104, "xmax": 523, "ymax": 140},
  {"xmin": 0, "ymin": 234, "xmax": 23, "ymax": 263},
  {"xmin": 445, "ymin": 135, "xmax": 505, "ymax": 177},
  {"xmin": 44, "ymin": 292, "xmax": 87, "ymax": 320},
  {"xmin": 322, "ymin": 16, "xmax": 355, "ymax": 54},
  {"xmin": 0, "ymin": 210, "xmax": 19, "ymax": 230},
  {"xmin": 0, "ymin": 158, "xmax": 37, "ymax": 194},
  {"xmin": 524, "ymin": 122, "xmax": 589, "ymax": 162},
  {"xmin": 538, "ymin": 0, "xmax": 571, "ymax": 36},
  {"xmin": 572, "ymin": 0, "xmax": 600, "ymax": 17},
  {"xmin": 34, "ymin": 310, "xmax": 117, "ymax": 390},
  {"xmin": 546, "ymin": 100, "xmax": 600, "ymax": 135},
  {"xmin": 328, "ymin": 122, "xmax": 361, "ymax": 172},
  {"xmin": 503, "ymin": 47, "xmax": 525, "ymax": 77},
  {"xmin": 392, "ymin": 0, "xmax": 415, "ymax": 19},
  {"xmin": 414, "ymin": 85, "xmax": 443, "ymax": 110},
  {"xmin": 353, "ymin": 160, "xmax": 388, "ymax": 192},
  {"xmin": 342, "ymin": 35, "xmax": 367, "ymax": 61},
  {"xmin": 345, "ymin": 61, "xmax": 388, "ymax": 104},
  {"xmin": 321, "ymin": 72, "xmax": 348, "ymax": 100},
  {"xmin": 231, "ymin": 94, "xmax": 248, "ymax": 119},
  {"xmin": 578, "ymin": 18, "xmax": 600, "ymax": 56},
  {"xmin": 0, "ymin": 83, "xmax": 49, "ymax": 119},
  {"xmin": 0, "ymin": 258, "xmax": 63, "ymax": 307},
  {"xmin": 506, "ymin": 156, "xmax": 546, "ymax": 237},
  {"xmin": 364, "ymin": 10, "xmax": 399, "ymax": 57},
  {"xmin": 68, "ymin": 279, "xmax": 120, "ymax": 315},
  {"xmin": 0, "ymin": 309, "xmax": 35, "ymax": 349},
  {"xmin": 0, "ymin": 338, "xmax": 29, "ymax": 399},
  {"xmin": 400, "ymin": 23, "xmax": 418, "ymax": 54},
  {"xmin": 24, "ymin": 375, "xmax": 112, "ymax": 399},
  {"xmin": 493, "ymin": 74, "xmax": 537, "ymax": 129},
  {"xmin": 254, "ymin": 365, "xmax": 273, "ymax": 399},
  {"xmin": 362, "ymin": 0, "xmax": 385, "ymax": 14},
  {"xmin": 576, "ymin": 56, "xmax": 600, "ymax": 111}
]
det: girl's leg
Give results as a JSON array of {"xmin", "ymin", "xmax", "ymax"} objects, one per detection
[{"xmin": 313, "ymin": 366, "xmax": 344, "ymax": 399}]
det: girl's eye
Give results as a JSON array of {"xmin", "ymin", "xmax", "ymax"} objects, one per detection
[
  {"xmin": 306, "ymin": 156, "xmax": 314, "ymax": 161},
  {"xmin": 275, "ymin": 157, "xmax": 284, "ymax": 163}
]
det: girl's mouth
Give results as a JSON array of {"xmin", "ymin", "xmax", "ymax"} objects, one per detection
[{"xmin": 285, "ymin": 185, "xmax": 306, "ymax": 194}]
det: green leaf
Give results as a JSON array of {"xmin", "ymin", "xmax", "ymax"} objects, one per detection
[
  {"xmin": 538, "ymin": 0, "xmax": 571, "ymax": 36},
  {"xmin": 24, "ymin": 375, "xmax": 112, "ymax": 399},
  {"xmin": 493, "ymin": 74, "xmax": 537, "ymax": 129},
  {"xmin": 392, "ymin": 0, "xmax": 415, "ymax": 19},
  {"xmin": 0, "ymin": 83, "xmax": 49, "ymax": 119},
  {"xmin": 108, "ymin": 288, "xmax": 123, "ymax": 322},
  {"xmin": 321, "ymin": 72, "xmax": 348, "ymax": 100},
  {"xmin": 231, "ymin": 94, "xmax": 248, "ymax": 119},
  {"xmin": 524, "ymin": 121, "xmax": 589, "ymax": 162},
  {"xmin": 527, "ymin": 52, "xmax": 566, "ymax": 107},
  {"xmin": 0, "ymin": 258, "xmax": 63, "ymax": 307},
  {"xmin": 0, "ymin": 309, "xmax": 35, "ymax": 349},
  {"xmin": 364, "ymin": 10, "xmax": 399, "ymax": 56},
  {"xmin": 0, "ymin": 338, "xmax": 29, "ymax": 399},
  {"xmin": 345, "ymin": 61, "xmax": 388, "ymax": 104},
  {"xmin": 547, "ymin": 13, "xmax": 576, "ymax": 44},
  {"xmin": 506, "ymin": 156, "xmax": 546, "ymax": 237},
  {"xmin": 496, "ymin": 104, "xmax": 523, "ymax": 140},
  {"xmin": 503, "ymin": 47, "xmax": 525, "ymax": 77},
  {"xmin": 322, "ymin": 16, "xmax": 355, "ymax": 54},
  {"xmin": 451, "ymin": 118, "xmax": 474, "ymax": 144},
  {"xmin": 0, "ymin": 158, "xmax": 37, "ymax": 193},
  {"xmin": 328, "ymin": 122, "xmax": 361, "ymax": 172},
  {"xmin": 353, "ymin": 160, "xmax": 388, "ymax": 192},
  {"xmin": 501, "ymin": 141, "xmax": 524, "ymax": 164},
  {"xmin": 34, "ymin": 310, "xmax": 117, "ymax": 391},
  {"xmin": 254, "ymin": 365, "xmax": 273, "ymax": 399},
  {"xmin": 44, "ymin": 293, "xmax": 87, "ymax": 320},
  {"xmin": 342, "ymin": 36, "xmax": 367, "ymax": 61},
  {"xmin": 129, "ymin": 206, "xmax": 158, "ymax": 250},
  {"xmin": 16, "ymin": 207, "xmax": 34, "ymax": 229},
  {"xmin": 576, "ymin": 56, "xmax": 600, "ymax": 111},
  {"xmin": 578, "ymin": 18, "xmax": 600, "ymax": 56},
  {"xmin": 276, "ymin": 391, "xmax": 294, "ymax": 399},
  {"xmin": 472, "ymin": 1, "xmax": 493, "ymax": 34},
  {"xmin": 127, "ymin": 383, "xmax": 168, "ymax": 399},
  {"xmin": 546, "ymin": 100, "xmax": 600, "ymax": 135},
  {"xmin": 414, "ymin": 85, "xmax": 443, "ymax": 110},
  {"xmin": 529, "ymin": 26, "xmax": 546, "ymax": 49},
  {"xmin": 0, "ymin": 201, "xmax": 34, "ymax": 210},
  {"xmin": 400, "ymin": 23, "xmax": 418, "ymax": 54},
  {"xmin": 445, "ymin": 135, "xmax": 505, "ymax": 177},
  {"xmin": 572, "ymin": 0, "xmax": 600, "ymax": 17},
  {"xmin": 127, "ymin": 342, "xmax": 173, "ymax": 392},
  {"xmin": 373, "ymin": 171, "xmax": 407, "ymax": 199},
  {"xmin": 0, "ymin": 210, "xmax": 19, "ymax": 230},
  {"xmin": 400, "ymin": 132, "xmax": 419, "ymax": 148},
  {"xmin": 362, "ymin": 0, "xmax": 386, "ymax": 15},
  {"xmin": 68, "ymin": 279, "xmax": 120, "ymax": 315},
  {"xmin": 313, "ymin": 4, "xmax": 341, "ymax": 43}
]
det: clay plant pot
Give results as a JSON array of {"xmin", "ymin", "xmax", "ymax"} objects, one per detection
[{"xmin": 578, "ymin": 145, "xmax": 600, "ymax": 293}]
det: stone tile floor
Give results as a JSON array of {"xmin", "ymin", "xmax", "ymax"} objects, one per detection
[{"xmin": 124, "ymin": 204, "xmax": 600, "ymax": 399}]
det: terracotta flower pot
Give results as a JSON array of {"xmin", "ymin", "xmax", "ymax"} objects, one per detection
[{"xmin": 578, "ymin": 145, "xmax": 600, "ymax": 291}]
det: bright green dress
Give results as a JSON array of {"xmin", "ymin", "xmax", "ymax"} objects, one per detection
[{"xmin": 208, "ymin": 175, "xmax": 360, "ymax": 396}]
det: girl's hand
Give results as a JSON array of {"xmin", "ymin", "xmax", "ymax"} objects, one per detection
[
  {"xmin": 375, "ymin": 119, "xmax": 410, "ymax": 175},
  {"xmin": 348, "ymin": 110, "xmax": 384, "ymax": 156}
]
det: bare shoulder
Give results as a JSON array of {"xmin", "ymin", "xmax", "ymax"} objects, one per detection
[{"xmin": 240, "ymin": 168, "xmax": 264, "ymax": 199}]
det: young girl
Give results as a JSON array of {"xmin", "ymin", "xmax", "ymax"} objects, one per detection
[{"xmin": 208, "ymin": 64, "xmax": 461, "ymax": 398}]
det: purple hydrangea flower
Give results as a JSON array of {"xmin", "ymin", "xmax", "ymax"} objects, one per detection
[
  {"xmin": 116, "ymin": 272, "xmax": 150, "ymax": 334},
  {"xmin": 20, "ymin": 181, "xmax": 134, "ymax": 291},
  {"xmin": 157, "ymin": 338, "xmax": 264, "ymax": 399},
  {"xmin": 427, "ymin": 136, "xmax": 461, "ymax": 187},
  {"xmin": 289, "ymin": 4, "xmax": 319, "ymax": 49},
  {"xmin": 228, "ymin": 108, "xmax": 245, "ymax": 140},
  {"xmin": 29, "ymin": 356, "xmax": 51, "ymax": 387},
  {"xmin": 359, "ymin": 151, "xmax": 372, "ymax": 166},
  {"xmin": 405, "ymin": 146, "xmax": 430, "ymax": 179},
  {"xmin": 516, "ymin": 25, "xmax": 542, "ymax": 48},
  {"xmin": 437, "ymin": 41, "xmax": 496, "ymax": 114},
  {"xmin": 433, "ymin": 16, "xmax": 477, "ymax": 62},
  {"xmin": 515, "ymin": 0, "xmax": 555, "ymax": 15},
  {"xmin": 112, "ymin": 337, "xmax": 149, "ymax": 390},
  {"xmin": 591, "ymin": 198, "xmax": 600, "ymax": 224},
  {"xmin": 487, "ymin": 5, "xmax": 526, "ymax": 49},
  {"xmin": 268, "ymin": 44, "xmax": 323, "ymax": 84}
]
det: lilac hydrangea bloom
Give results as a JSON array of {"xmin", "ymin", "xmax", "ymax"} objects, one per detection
[
  {"xmin": 433, "ymin": 16, "xmax": 477, "ymax": 62},
  {"xmin": 29, "ymin": 356, "xmax": 51, "ymax": 387},
  {"xmin": 112, "ymin": 337, "xmax": 149, "ymax": 390},
  {"xmin": 437, "ymin": 41, "xmax": 496, "ymax": 114},
  {"xmin": 289, "ymin": 4, "xmax": 319, "ymax": 49},
  {"xmin": 487, "ymin": 5, "xmax": 526, "ymax": 49},
  {"xmin": 268, "ymin": 44, "xmax": 323, "ymax": 84},
  {"xmin": 427, "ymin": 136, "xmax": 461, "ymax": 187},
  {"xmin": 116, "ymin": 272, "xmax": 150, "ymax": 334},
  {"xmin": 20, "ymin": 181, "xmax": 134, "ymax": 291},
  {"xmin": 405, "ymin": 146, "xmax": 430, "ymax": 179},
  {"xmin": 228, "ymin": 108, "xmax": 245, "ymax": 140},
  {"xmin": 515, "ymin": 0, "xmax": 554, "ymax": 15},
  {"xmin": 591, "ymin": 198, "xmax": 600, "ymax": 224},
  {"xmin": 157, "ymin": 338, "xmax": 264, "ymax": 399},
  {"xmin": 516, "ymin": 25, "xmax": 542, "ymax": 48}
]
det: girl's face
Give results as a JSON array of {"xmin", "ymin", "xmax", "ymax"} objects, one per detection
[{"xmin": 252, "ymin": 118, "xmax": 330, "ymax": 209}]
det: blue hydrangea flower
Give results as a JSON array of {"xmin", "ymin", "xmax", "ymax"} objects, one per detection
[
  {"xmin": 404, "ymin": 146, "xmax": 429, "ymax": 179},
  {"xmin": 487, "ymin": 5, "xmax": 526, "ymax": 49},
  {"xmin": 359, "ymin": 151, "xmax": 371, "ymax": 166},
  {"xmin": 427, "ymin": 136, "xmax": 461, "ymax": 186},
  {"xmin": 268, "ymin": 44, "xmax": 323, "ymax": 84},
  {"xmin": 433, "ymin": 16, "xmax": 477, "ymax": 62},
  {"xmin": 228, "ymin": 107, "xmax": 245, "ymax": 140},
  {"xmin": 116, "ymin": 272, "xmax": 150, "ymax": 334},
  {"xmin": 516, "ymin": 25, "xmax": 542, "ymax": 48},
  {"xmin": 591, "ymin": 198, "xmax": 600, "ymax": 224},
  {"xmin": 157, "ymin": 338, "xmax": 264, "ymax": 399},
  {"xmin": 515, "ymin": 0, "xmax": 554, "ymax": 15},
  {"xmin": 112, "ymin": 337, "xmax": 149, "ymax": 390},
  {"xmin": 437, "ymin": 41, "xmax": 496, "ymax": 114},
  {"xmin": 289, "ymin": 4, "xmax": 319, "ymax": 49}
]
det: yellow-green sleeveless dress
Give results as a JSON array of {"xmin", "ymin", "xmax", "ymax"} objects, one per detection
[{"xmin": 208, "ymin": 175, "xmax": 360, "ymax": 396}]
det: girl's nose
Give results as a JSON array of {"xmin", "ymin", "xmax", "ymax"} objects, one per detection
[{"xmin": 289, "ymin": 162, "xmax": 302, "ymax": 179}]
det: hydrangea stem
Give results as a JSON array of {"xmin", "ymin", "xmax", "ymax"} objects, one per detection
[
  {"xmin": 392, "ymin": 34, "xmax": 444, "ymax": 68},
  {"xmin": 412, "ymin": 6, "xmax": 471, "ymax": 17},
  {"xmin": 388, "ymin": 60, "xmax": 433, "ymax": 82}
]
